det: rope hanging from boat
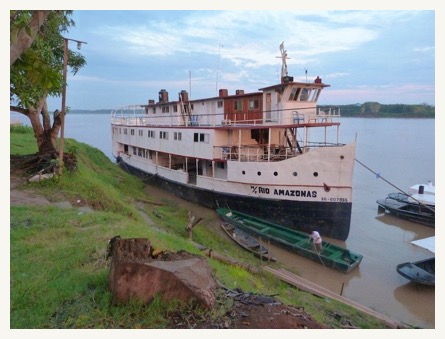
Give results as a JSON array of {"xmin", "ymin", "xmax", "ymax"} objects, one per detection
[{"xmin": 354, "ymin": 158, "xmax": 435, "ymax": 213}]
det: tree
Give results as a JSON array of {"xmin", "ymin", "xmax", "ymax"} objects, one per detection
[
  {"xmin": 360, "ymin": 102, "xmax": 381, "ymax": 115},
  {"xmin": 10, "ymin": 10, "xmax": 86, "ymax": 156}
]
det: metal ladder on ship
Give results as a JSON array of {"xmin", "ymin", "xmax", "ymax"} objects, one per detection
[
  {"xmin": 286, "ymin": 128, "xmax": 303, "ymax": 154},
  {"xmin": 179, "ymin": 93, "xmax": 192, "ymax": 125}
]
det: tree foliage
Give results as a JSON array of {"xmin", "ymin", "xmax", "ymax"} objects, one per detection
[
  {"xmin": 319, "ymin": 103, "xmax": 435, "ymax": 118},
  {"xmin": 10, "ymin": 10, "xmax": 86, "ymax": 110},
  {"xmin": 10, "ymin": 10, "xmax": 51, "ymax": 66},
  {"xmin": 10, "ymin": 10, "xmax": 87, "ymax": 157}
]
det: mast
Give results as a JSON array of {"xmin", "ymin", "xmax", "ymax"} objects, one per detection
[{"xmin": 278, "ymin": 42, "xmax": 290, "ymax": 82}]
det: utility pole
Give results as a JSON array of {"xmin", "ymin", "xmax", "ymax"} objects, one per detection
[
  {"xmin": 58, "ymin": 37, "xmax": 87, "ymax": 175},
  {"xmin": 216, "ymin": 43, "xmax": 223, "ymax": 96}
]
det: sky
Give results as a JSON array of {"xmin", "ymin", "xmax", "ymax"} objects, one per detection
[{"xmin": 7, "ymin": 7, "xmax": 437, "ymax": 111}]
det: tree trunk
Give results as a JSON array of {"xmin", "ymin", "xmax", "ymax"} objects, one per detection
[{"xmin": 12, "ymin": 96, "xmax": 61, "ymax": 155}]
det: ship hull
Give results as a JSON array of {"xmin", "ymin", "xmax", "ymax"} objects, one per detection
[{"xmin": 118, "ymin": 159, "xmax": 351, "ymax": 241}]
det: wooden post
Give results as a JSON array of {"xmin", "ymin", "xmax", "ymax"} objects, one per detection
[
  {"xmin": 259, "ymin": 237, "xmax": 263, "ymax": 261},
  {"xmin": 185, "ymin": 211, "xmax": 203, "ymax": 240},
  {"xmin": 186, "ymin": 211, "xmax": 196, "ymax": 240}
]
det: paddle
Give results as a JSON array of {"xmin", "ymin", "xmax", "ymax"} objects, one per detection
[{"xmin": 317, "ymin": 251, "xmax": 327, "ymax": 269}]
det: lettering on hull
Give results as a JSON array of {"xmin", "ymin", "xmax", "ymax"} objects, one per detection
[{"xmin": 251, "ymin": 186, "xmax": 317, "ymax": 198}]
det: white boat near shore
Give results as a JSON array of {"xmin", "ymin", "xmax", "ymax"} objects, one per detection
[
  {"xmin": 111, "ymin": 43, "xmax": 357, "ymax": 240},
  {"xmin": 376, "ymin": 181, "xmax": 435, "ymax": 227}
]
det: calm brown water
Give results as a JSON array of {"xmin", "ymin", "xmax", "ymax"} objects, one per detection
[{"xmin": 10, "ymin": 113, "xmax": 436, "ymax": 328}]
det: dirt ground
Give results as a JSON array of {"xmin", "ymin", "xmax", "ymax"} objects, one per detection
[
  {"xmin": 167, "ymin": 290, "xmax": 328, "ymax": 329},
  {"xmin": 10, "ymin": 174, "xmax": 329, "ymax": 329}
]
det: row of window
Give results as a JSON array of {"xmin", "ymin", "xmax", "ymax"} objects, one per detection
[
  {"xmin": 147, "ymin": 98, "xmax": 260, "ymax": 114},
  {"xmin": 289, "ymin": 87, "xmax": 321, "ymax": 102},
  {"xmin": 233, "ymin": 98, "xmax": 260, "ymax": 111},
  {"xmin": 151, "ymin": 101, "xmax": 199, "ymax": 114},
  {"xmin": 120, "ymin": 128, "xmax": 182, "ymax": 140},
  {"xmin": 127, "ymin": 144, "xmax": 227, "ymax": 171},
  {"xmin": 132, "ymin": 146, "xmax": 153, "ymax": 159},
  {"xmin": 150, "ymin": 105, "xmax": 179, "ymax": 114},
  {"xmin": 118, "ymin": 128, "xmax": 210, "ymax": 144}
]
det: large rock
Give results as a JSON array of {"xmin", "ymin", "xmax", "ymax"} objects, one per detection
[{"xmin": 108, "ymin": 237, "xmax": 217, "ymax": 308}]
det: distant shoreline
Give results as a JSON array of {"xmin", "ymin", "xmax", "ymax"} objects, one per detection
[
  {"xmin": 66, "ymin": 108, "xmax": 435, "ymax": 119},
  {"xmin": 11, "ymin": 102, "xmax": 435, "ymax": 119}
]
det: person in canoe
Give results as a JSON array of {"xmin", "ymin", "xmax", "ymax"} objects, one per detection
[{"xmin": 308, "ymin": 231, "xmax": 323, "ymax": 254}]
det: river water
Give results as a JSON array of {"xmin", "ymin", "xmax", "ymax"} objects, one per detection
[{"xmin": 10, "ymin": 113, "xmax": 436, "ymax": 328}]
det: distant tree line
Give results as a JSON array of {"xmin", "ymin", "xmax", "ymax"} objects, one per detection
[
  {"xmin": 69, "ymin": 109, "xmax": 112, "ymax": 114},
  {"xmin": 319, "ymin": 102, "xmax": 435, "ymax": 118},
  {"xmin": 68, "ymin": 102, "xmax": 435, "ymax": 118}
]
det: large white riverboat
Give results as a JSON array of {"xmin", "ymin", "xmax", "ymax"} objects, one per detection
[{"xmin": 111, "ymin": 43, "xmax": 356, "ymax": 240}]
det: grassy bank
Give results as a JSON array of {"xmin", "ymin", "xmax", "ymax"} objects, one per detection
[{"xmin": 10, "ymin": 125, "xmax": 393, "ymax": 329}]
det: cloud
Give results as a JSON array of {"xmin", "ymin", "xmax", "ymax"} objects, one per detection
[
  {"xmin": 413, "ymin": 46, "xmax": 435, "ymax": 53},
  {"xmin": 44, "ymin": 10, "xmax": 434, "ymax": 109},
  {"xmin": 92, "ymin": 11, "xmax": 390, "ymax": 68}
]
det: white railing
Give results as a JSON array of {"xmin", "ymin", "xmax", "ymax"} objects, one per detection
[
  {"xmin": 213, "ymin": 141, "xmax": 345, "ymax": 162},
  {"xmin": 111, "ymin": 105, "xmax": 341, "ymax": 128}
]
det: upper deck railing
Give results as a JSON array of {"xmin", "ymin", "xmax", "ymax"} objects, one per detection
[
  {"xmin": 111, "ymin": 105, "xmax": 341, "ymax": 128},
  {"xmin": 213, "ymin": 141, "xmax": 345, "ymax": 162}
]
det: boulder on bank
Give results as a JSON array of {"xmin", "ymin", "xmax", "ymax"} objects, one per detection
[{"xmin": 108, "ymin": 237, "xmax": 217, "ymax": 308}]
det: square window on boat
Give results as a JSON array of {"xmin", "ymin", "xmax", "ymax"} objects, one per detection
[
  {"xmin": 217, "ymin": 101, "xmax": 223, "ymax": 108},
  {"xmin": 309, "ymin": 89, "xmax": 320, "ymax": 101},
  {"xmin": 289, "ymin": 88, "xmax": 301, "ymax": 101},
  {"xmin": 249, "ymin": 99, "xmax": 259, "ymax": 110},
  {"xmin": 174, "ymin": 132, "xmax": 182, "ymax": 141},
  {"xmin": 299, "ymin": 88, "xmax": 310, "ymax": 101},
  {"xmin": 234, "ymin": 100, "xmax": 243, "ymax": 111},
  {"xmin": 196, "ymin": 133, "xmax": 209, "ymax": 143}
]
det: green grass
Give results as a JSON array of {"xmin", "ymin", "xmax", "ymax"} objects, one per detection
[{"xmin": 10, "ymin": 125, "xmax": 394, "ymax": 329}]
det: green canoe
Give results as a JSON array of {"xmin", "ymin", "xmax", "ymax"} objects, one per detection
[{"xmin": 216, "ymin": 207, "xmax": 363, "ymax": 273}]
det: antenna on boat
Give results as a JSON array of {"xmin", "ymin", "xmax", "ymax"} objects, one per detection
[
  {"xmin": 189, "ymin": 70, "xmax": 192, "ymax": 99},
  {"xmin": 216, "ymin": 43, "xmax": 223, "ymax": 96},
  {"xmin": 305, "ymin": 68, "xmax": 308, "ymax": 82}
]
